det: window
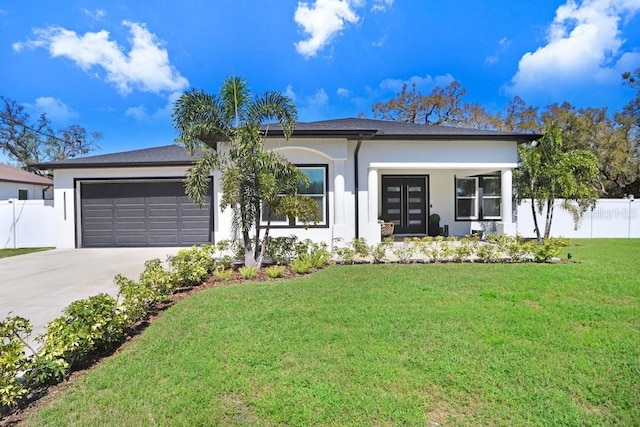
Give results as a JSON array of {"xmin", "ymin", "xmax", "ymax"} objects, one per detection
[
  {"xmin": 455, "ymin": 175, "xmax": 501, "ymax": 220},
  {"xmin": 261, "ymin": 165, "xmax": 328, "ymax": 227},
  {"xmin": 455, "ymin": 177, "xmax": 477, "ymax": 219},
  {"xmin": 18, "ymin": 189, "xmax": 28, "ymax": 200}
]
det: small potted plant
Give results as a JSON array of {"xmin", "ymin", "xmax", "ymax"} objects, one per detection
[
  {"xmin": 428, "ymin": 213, "xmax": 441, "ymax": 237},
  {"xmin": 379, "ymin": 215, "xmax": 394, "ymax": 237}
]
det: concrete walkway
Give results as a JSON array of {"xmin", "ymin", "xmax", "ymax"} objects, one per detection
[{"xmin": 0, "ymin": 248, "xmax": 181, "ymax": 343}]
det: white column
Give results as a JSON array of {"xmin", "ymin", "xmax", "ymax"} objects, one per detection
[
  {"xmin": 334, "ymin": 160, "xmax": 345, "ymax": 225},
  {"xmin": 501, "ymin": 168, "xmax": 513, "ymax": 222},
  {"xmin": 368, "ymin": 168, "xmax": 379, "ymax": 224},
  {"xmin": 499, "ymin": 168, "xmax": 516, "ymax": 235}
]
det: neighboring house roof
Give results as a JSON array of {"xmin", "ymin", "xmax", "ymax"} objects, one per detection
[
  {"xmin": 32, "ymin": 118, "xmax": 540, "ymax": 169},
  {"xmin": 0, "ymin": 163, "xmax": 53, "ymax": 185}
]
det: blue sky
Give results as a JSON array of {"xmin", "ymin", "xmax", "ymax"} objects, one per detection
[{"xmin": 2, "ymin": 0, "xmax": 640, "ymax": 158}]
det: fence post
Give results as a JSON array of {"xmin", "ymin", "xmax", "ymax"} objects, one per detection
[{"xmin": 8, "ymin": 198, "xmax": 17, "ymax": 248}]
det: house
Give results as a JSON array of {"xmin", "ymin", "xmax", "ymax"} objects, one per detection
[
  {"xmin": 0, "ymin": 163, "xmax": 53, "ymax": 200},
  {"xmin": 34, "ymin": 118, "xmax": 539, "ymax": 248}
]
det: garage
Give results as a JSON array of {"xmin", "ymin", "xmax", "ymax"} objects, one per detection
[{"xmin": 80, "ymin": 180, "xmax": 212, "ymax": 247}]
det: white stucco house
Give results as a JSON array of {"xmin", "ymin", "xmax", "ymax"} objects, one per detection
[
  {"xmin": 34, "ymin": 118, "xmax": 539, "ymax": 249},
  {"xmin": 0, "ymin": 163, "xmax": 53, "ymax": 200}
]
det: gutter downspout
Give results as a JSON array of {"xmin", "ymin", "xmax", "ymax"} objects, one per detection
[{"xmin": 354, "ymin": 136, "xmax": 363, "ymax": 239}]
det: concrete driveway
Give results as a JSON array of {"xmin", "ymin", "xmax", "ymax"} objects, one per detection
[{"xmin": 0, "ymin": 248, "xmax": 181, "ymax": 343}]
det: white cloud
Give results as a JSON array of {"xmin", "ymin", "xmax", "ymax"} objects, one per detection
[
  {"xmin": 485, "ymin": 37, "xmax": 511, "ymax": 65},
  {"xmin": 14, "ymin": 21, "xmax": 189, "ymax": 96},
  {"xmin": 307, "ymin": 88, "xmax": 329, "ymax": 108},
  {"xmin": 284, "ymin": 84, "xmax": 297, "ymax": 102},
  {"xmin": 294, "ymin": 0, "xmax": 361, "ymax": 58},
  {"xmin": 372, "ymin": 0, "xmax": 394, "ymax": 13},
  {"xmin": 125, "ymin": 91, "xmax": 183, "ymax": 122},
  {"xmin": 379, "ymin": 74, "xmax": 456, "ymax": 93},
  {"xmin": 372, "ymin": 34, "xmax": 387, "ymax": 48},
  {"xmin": 25, "ymin": 97, "xmax": 78, "ymax": 122},
  {"xmin": 82, "ymin": 8, "xmax": 106, "ymax": 20},
  {"xmin": 337, "ymin": 87, "xmax": 352, "ymax": 97},
  {"xmin": 505, "ymin": 0, "xmax": 640, "ymax": 100}
]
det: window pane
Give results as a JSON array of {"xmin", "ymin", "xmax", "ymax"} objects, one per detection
[
  {"xmin": 261, "ymin": 201, "xmax": 286, "ymax": 222},
  {"xmin": 297, "ymin": 195, "xmax": 324, "ymax": 224},
  {"xmin": 483, "ymin": 198, "xmax": 501, "ymax": 217},
  {"xmin": 298, "ymin": 168, "xmax": 324, "ymax": 195},
  {"xmin": 483, "ymin": 177, "xmax": 501, "ymax": 196},
  {"xmin": 456, "ymin": 178, "xmax": 476, "ymax": 197},
  {"xmin": 457, "ymin": 199, "xmax": 476, "ymax": 218},
  {"xmin": 18, "ymin": 189, "xmax": 28, "ymax": 200}
]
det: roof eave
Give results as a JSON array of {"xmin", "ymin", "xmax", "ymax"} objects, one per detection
[{"xmin": 31, "ymin": 160, "xmax": 197, "ymax": 170}]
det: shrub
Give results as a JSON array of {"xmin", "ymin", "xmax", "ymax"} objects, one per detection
[
  {"xmin": 371, "ymin": 237, "xmax": 393, "ymax": 263},
  {"xmin": 476, "ymin": 242, "xmax": 500, "ymax": 263},
  {"xmin": 266, "ymin": 265, "xmax": 285, "ymax": 279},
  {"xmin": 239, "ymin": 266, "xmax": 258, "ymax": 280},
  {"xmin": 533, "ymin": 240, "xmax": 563, "ymax": 263},
  {"xmin": 168, "ymin": 246, "xmax": 216, "ymax": 287},
  {"xmin": 0, "ymin": 316, "xmax": 34, "ymax": 409},
  {"xmin": 38, "ymin": 294, "xmax": 126, "ymax": 371},
  {"xmin": 264, "ymin": 236, "xmax": 298, "ymax": 265},
  {"xmin": 501, "ymin": 236, "xmax": 529, "ymax": 262},
  {"xmin": 139, "ymin": 258, "xmax": 176, "ymax": 300},
  {"xmin": 213, "ymin": 267, "xmax": 234, "ymax": 281},
  {"xmin": 115, "ymin": 274, "xmax": 153, "ymax": 325},
  {"xmin": 392, "ymin": 238, "xmax": 416, "ymax": 263},
  {"xmin": 332, "ymin": 237, "xmax": 369, "ymax": 264},
  {"xmin": 332, "ymin": 238, "xmax": 356, "ymax": 264},
  {"xmin": 452, "ymin": 236, "xmax": 474, "ymax": 263},
  {"xmin": 296, "ymin": 245, "xmax": 330, "ymax": 269},
  {"xmin": 291, "ymin": 258, "xmax": 312, "ymax": 274}
]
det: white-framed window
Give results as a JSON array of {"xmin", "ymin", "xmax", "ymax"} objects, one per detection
[
  {"xmin": 481, "ymin": 176, "xmax": 501, "ymax": 220},
  {"xmin": 455, "ymin": 175, "xmax": 501, "ymax": 221},
  {"xmin": 18, "ymin": 189, "xmax": 28, "ymax": 200},
  {"xmin": 455, "ymin": 177, "xmax": 477, "ymax": 219},
  {"xmin": 261, "ymin": 165, "xmax": 328, "ymax": 227}
]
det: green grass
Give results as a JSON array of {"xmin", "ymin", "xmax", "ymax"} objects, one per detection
[
  {"xmin": 0, "ymin": 247, "xmax": 52, "ymax": 258},
  {"xmin": 24, "ymin": 240, "xmax": 640, "ymax": 426}
]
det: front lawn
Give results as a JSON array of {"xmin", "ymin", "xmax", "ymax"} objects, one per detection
[
  {"xmin": 23, "ymin": 240, "xmax": 640, "ymax": 426},
  {"xmin": 0, "ymin": 248, "xmax": 52, "ymax": 259}
]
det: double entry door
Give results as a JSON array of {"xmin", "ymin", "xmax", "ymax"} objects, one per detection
[{"xmin": 381, "ymin": 176, "xmax": 429, "ymax": 235}]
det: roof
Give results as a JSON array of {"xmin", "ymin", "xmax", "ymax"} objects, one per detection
[
  {"xmin": 264, "ymin": 118, "xmax": 542, "ymax": 141},
  {"xmin": 0, "ymin": 163, "xmax": 53, "ymax": 185},
  {"xmin": 32, "ymin": 118, "xmax": 540, "ymax": 170},
  {"xmin": 32, "ymin": 144, "xmax": 203, "ymax": 170}
]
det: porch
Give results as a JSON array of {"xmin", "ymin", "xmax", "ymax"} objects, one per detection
[{"xmin": 361, "ymin": 163, "xmax": 517, "ymax": 242}]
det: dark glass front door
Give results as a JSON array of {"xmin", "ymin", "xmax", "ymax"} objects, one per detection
[{"xmin": 381, "ymin": 176, "xmax": 428, "ymax": 234}]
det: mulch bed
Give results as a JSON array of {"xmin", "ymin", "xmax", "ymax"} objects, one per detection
[{"xmin": 0, "ymin": 265, "xmax": 306, "ymax": 426}]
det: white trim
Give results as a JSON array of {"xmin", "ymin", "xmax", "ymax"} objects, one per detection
[{"xmin": 370, "ymin": 162, "xmax": 517, "ymax": 170}]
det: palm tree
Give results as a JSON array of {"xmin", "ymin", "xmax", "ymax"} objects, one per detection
[{"xmin": 172, "ymin": 77, "xmax": 318, "ymax": 266}]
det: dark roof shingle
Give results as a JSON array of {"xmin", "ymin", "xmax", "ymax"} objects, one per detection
[{"xmin": 33, "ymin": 145, "xmax": 201, "ymax": 169}]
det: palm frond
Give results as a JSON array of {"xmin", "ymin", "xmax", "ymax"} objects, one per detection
[
  {"xmin": 249, "ymin": 91, "xmax": 298, "ymax": 138},
  {"xmin": 221, "ymin": 76, "xmax": 251, "ymax": 127},
  {"xmin": 172, "ymin": 88, "xmax": 231, "ymax": 151},
  {"xmin": 184, "ymin": 151, "xmax": 219, "ymax": 207}
]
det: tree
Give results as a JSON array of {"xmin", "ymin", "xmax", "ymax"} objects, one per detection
[
  {"xmin": 372, "ymin": 81, "xmax": 471, "ymax": 125},
  {"xmin": 540, "ymin": 102, "xmax": 639, "ymax": 197},
  {"xmin": 0, "ymin": 96, "xmax": 101, "ymax": 173},
  {"xmin": 172, "ymin": 77, "xmax": 319, "ymax": 267},
  {"xmin": 494, "ymin": 96, "xmax": 541, "ymax": 133},
  {"xmin": 514, "ymin": 125, "xmax": 599, "ymax": 243}
]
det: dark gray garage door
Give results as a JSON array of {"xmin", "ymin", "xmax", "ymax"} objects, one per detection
[{"xmin": 80, "ymin": 180, "xmax": 212, "ymax": 247}]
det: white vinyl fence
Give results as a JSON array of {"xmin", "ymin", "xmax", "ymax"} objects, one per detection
[
  {"xmin": 516, "ymin": 198, "xmax": 639, "ymax": 238},
  {"xmin": 0, "ymin": 199, "xmax": 55, "ymax": 248}
]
